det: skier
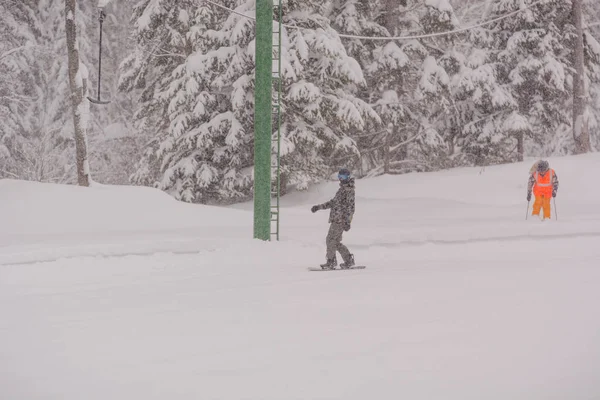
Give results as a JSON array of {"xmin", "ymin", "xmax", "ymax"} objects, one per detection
[
  {"xmin": 311, "ymin": 168, "xmax": 355, "ymax": 269},
  {"xmin": 527, "ymin": 160, "xmax": 559, "ymax": 220}
]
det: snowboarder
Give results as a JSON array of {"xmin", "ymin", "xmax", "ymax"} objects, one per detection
[
  {"xmin": 527, "ymin": 160, "xmax": 559, "ymax": 220},
  {"xmin": 311, "ymin": 168, "xmax": 355, "ymax": 269}
]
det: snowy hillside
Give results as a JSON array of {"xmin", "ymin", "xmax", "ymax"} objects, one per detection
[
  {"xmin": 1, "ymin": 154, "xmax": 600, "ymax": 399},
  {"xmin": 0, "ymin": 180, "xmax": 252, "ymax": 265}
]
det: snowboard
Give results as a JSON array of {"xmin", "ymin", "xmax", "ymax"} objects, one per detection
[{"xmin": 308, "ymin": 266, "xmax": 366, "ymax": 271}]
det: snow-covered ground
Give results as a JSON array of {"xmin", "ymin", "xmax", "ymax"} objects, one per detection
[{"xmin": 1, "ymin": 154, "xmax": 599, "ymax": 399}]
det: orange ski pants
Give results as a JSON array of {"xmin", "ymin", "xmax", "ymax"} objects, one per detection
[{"xmin": 532, "ymin": 195, "xmax": 551, "ymax": 219}]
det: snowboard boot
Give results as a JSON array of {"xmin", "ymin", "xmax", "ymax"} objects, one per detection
[
  {"xmin": 340, "ymin": 254, "xmax": 355, "ymax": 269},
  {"xmin": 320, "ymin": 257, "xmax": 337, "ymax": 270}
]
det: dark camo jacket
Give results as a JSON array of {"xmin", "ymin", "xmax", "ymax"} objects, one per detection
[{"xmin": 318, "ymin": 178, "xmax": 355, "ymax": 224}]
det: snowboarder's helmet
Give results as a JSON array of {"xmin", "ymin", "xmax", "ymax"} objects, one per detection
[
  {"xmin": 338, "ymin": 168, "xmax": 351, "ymax": 182},
  {"xmin": 537, "ymin": 160, "xmax": 549, "ymax": 173}
]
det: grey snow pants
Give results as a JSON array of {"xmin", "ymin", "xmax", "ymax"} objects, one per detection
[{"xmin": 326, "ymin": 222, "xmax": 351, "ymax": 261}]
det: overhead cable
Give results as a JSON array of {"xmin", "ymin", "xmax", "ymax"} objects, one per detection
[{"xmin": 204, "ymin": 0, "xmax": 547, "ymax": 41}]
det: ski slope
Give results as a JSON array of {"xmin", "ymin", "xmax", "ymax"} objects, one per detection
[{"xmin": 1, "ymin": 154, "xmax": 600, "ymax": 399}]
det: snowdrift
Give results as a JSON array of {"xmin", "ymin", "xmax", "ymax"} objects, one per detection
[
  {"xmin": 0, "ymin": 179, "xmax": 249, "ymax": 236},
  {"xmin": 0, "ymin": 180, "xmax": 251, "ymax": 264}
]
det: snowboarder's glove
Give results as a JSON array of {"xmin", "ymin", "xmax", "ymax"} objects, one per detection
[
  {"xmin": 527, "ymin": 193, "xmax": 531, "ymax": 202},
  {"xmin": 311, "ymin": 205, "xmax": 320, "ymax": 213},
  {"xmin": 343, "ymin": 221, "xmax": 351, "ymax": 231},
  {"xmin": 552, "ymin": 190, "xmax": 556, "ymax": 198}
]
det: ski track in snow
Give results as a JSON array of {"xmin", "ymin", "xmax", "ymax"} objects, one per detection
[
  {"xmin": 4, "ymin": 229, "xmax": 600, "ymax": 266},
  {"xmin": 352, "ymin": 230, "xmax": 600, "ymax": 248}
]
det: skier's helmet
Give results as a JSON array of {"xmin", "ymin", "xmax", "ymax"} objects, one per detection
[
  {"xmin": 537, "ymin": 160, "xmax": 549, "ymax": 173},
  {"xmin": 338, "ymin": 168, "xmax": 351, "ymax": 182}
]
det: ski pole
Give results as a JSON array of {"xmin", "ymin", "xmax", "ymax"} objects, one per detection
[
  {"xmin": 525, "ymin": 200, "xmax": 530, "ymax": 220},
  {"xmin": 553, "ymin": 198, "xmax": 558, "ymax": 220}
]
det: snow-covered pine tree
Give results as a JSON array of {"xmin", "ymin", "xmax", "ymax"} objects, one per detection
[
  {"xmin": 451, "ymin": 34, "xmax": 519, "ymax": 164},
  {"xmin": 357, "ymin": 0, "xmax": 422, "ymax": 175},
  {"xmin": 361, "ymin": 0, "xmax": 461, "ymax": 175},
  {"xmin": 0, "ymin": 0, "xmax": 36, "ymax": 178},
  {"xmin": 0, "ymin": 0, "xmax": 118, "ymax": 183},
  {"xmin": 277, "ymin": 0, "xmax": 380, "ymax": 186},
  {"xmin": 1, "ymin": 0, "xmax": 171, "ymax": 186},
  {"xmin": 326, "ymin": 0, "xmax": 388, "ymax": 176},
  {"xmin": 457, "ymin": 1, "xmax": 566, "ymax": 162},
  {"xmin": 329, "ymin": 0, "xmax": 388, "ymax": 67},
  {"xmin": 455, "ymin": 0, "xmax": 600, "ymax": 162},
  {"xmin": 123, "ymin": 0, "xmax": 383, "ymax": 200},
  {"xmin": 583, "ymin": 1, "xmax": 600, "ymax": 150},
  {"xmin": 412, "ymin": 0, "xmax": 462, "ymax": 169},
  {"xmin": 122, "ymin": 0, "xmax": 255, "ymax": 203},
  {"xmin": 0, "ymin": 0, "xmax": 77, "ymax": 182}
]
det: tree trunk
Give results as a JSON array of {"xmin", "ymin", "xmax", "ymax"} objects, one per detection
[
  {"xmin": 383, "ymin": 128, "xmax": 391, "ymax": 174},
  {"xmin": 383, "ymin": 0, "xmax": 400, "ymax": 35},
  {"xmin": 516, "ymin": 132, "xmax": 524, "ymax": 162},
  {"xmin": 572, "ymin": 0, "xmax": 590, "ymax": 154},
  {"xmin": 65, "ymin": 0, "xmax": 91, "ymax": 186}
]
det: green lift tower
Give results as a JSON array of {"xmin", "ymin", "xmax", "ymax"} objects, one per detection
[{"xmin": 254, "ymin": 0, "xmax": 282, "ymax": 241}]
